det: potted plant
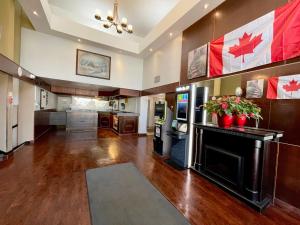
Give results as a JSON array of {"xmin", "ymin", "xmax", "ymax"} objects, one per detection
[
  {"xmin": 204, "ymin": 96, "xmax": 263, "ymax": 127},
  {"xmin": 204, "ymin": 96, "xmax": 236, "ymax": 127},
  {"xmin": 233, "ymin": 97, "xmax": 248, "ymax": 127},
  {"xmin": 234, "ymin": 98, "xmax": 263, "ymax": 126}
]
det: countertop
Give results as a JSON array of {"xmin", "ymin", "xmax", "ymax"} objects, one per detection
[
  {"xmin": 97, "ymin": 110, "xmax": 139, "ymax": 116},
  {"xmin": 65, "ymin": 110, "xmax": 139, "ymax": 117},
  {"xmin": 193, "ymin": 123, "xmax": 283, "ymax": 141}
]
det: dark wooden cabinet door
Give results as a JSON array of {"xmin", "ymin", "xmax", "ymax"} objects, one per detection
[
  {"xmin": 75, "ymin": 89, "xmax": 98, "ymax": 97},
  {"xmin": 119, "ymin": 117, "xmax": 138, "ymax": 134},
  {"xmin": 99, "ymin": 113, "xmax": 111, "ymax": 128},
  {"xmin": 51, "ymin": 86, "xmax": 76, "ymax": 95},
  {"xmin": 110, "ymin": 114, "xmax": 113, "ymax": 128}
]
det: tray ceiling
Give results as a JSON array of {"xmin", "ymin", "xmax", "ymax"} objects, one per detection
[{"xmin": 48, "ymin": 0, "xmax": 181, "ymax": 38}]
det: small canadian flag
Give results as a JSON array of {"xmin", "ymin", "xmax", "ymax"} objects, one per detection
[
  {"xmin": 209, "ymin": 0, "xmax": 300, "ymax": 77},
  {"xmin": 267, "ymin": 74, "xmax": 300, "ymax": 99}
]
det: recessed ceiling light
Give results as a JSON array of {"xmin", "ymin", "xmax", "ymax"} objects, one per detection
[
  {"xmin": 169, "ymin": 32, "xmax": 173, "ymax": 37},
  {"xmin": 33, "ymin": 11, "xmax": 39, "ymax": 16},
  {"xmin": 29, "ymin": 74, "xmax": 36, "ymax": 79},
  {"xmin": 78, "ymin": 39, "xmax": 81, "ymax": 42},
  {"xmin": 204, "ymin": 3, "xmax": 209, "ymax": 9},
  {"xmin": 149, "ymin": 48, "xmax": 153, "ymax": 52}
]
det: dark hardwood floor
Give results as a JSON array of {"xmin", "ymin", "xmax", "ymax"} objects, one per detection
[{"xmin": 0, "ymin": 129, "xmax": 299, "ymax": 225}]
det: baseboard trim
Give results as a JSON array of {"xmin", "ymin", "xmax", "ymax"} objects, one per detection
[
  {"xmin": 0, "ymin": 142, "xmax": 28, "ymax": 161},
  {"xmin": 34, "ymin": 127, "xmax": 52, "ymax": 141},
  {"xmin": 274, "ymin": 198, "xmax": 300, "ymax": 217},
  {"xmin": 137, "ymin": 133, "xmax": 147, "ymax": 137}
]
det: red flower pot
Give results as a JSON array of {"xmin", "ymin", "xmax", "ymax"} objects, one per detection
[
  {"xmin": 217, "ymin": 114, "xmax": 233, "ymax": 127},
  {"xmin": 234, "ymin": 114, "xmax": 247, "ymax": 127}
]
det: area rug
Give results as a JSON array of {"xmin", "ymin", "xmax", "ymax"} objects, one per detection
[{"xmin": 86, "ymin": 163, "xmax": 191, "ymax": 225}]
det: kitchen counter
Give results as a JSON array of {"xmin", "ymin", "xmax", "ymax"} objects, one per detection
[
  {"xmin": 97, "ymin": 111, "xmax": 139, "ymax": 135},
  {"xmin": 97, "ymin": 110, "xmax": 139, "ymax": 117},
  {"xmin": 66, "ymin": 111, "xmax": 98, "ymax": 131}
]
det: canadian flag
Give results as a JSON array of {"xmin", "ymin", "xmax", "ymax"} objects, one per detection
[
  {"xmin": 209, "ymin": 0, "xmax": 300, "ymax": 77},
  {"xmin": 267, "ymin": 74, "xmax": 300, "ymax": 99}
]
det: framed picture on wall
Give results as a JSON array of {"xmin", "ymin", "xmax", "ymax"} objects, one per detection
[
  {"xmin": 76, "ymin": 49, "xmax": 111, "ymax": 80},
  {"xmin": 246, "ymin": 79, "xmax": 264, "ymax": 98},
  {"xmin": 187, "ymin": 44, "xmax": 208, "ymax": 79},
  {"xmin": 40, "ymin": 89, "xmax": 47, "ymax": 109}
]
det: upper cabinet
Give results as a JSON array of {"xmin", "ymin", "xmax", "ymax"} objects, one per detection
[
  {"xmin": 75, "ymin": 89, "xmax": 98, "ymax": 97},
  {"xmin": 51, "ymin": 86, "xmax": 97, "ymax": 97},
  {"xmin": 113, "ymin": 88, "xmax": 140, "ymax": 98},
  {"xmin": 51, "ymin": 86, "xmax": 140, "ymax": 98},
  {"xmin": 51, "ymin": 86, "xmax": 76, "ymax": 95}
]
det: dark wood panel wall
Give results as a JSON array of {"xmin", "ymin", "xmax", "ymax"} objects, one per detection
[
  {"xmin": 141, "ymin": 82, "xmax": 179, "ymax": 96},
  {"xmin": 180, "ymin": 0, "xmax": 293, "ymax": 85},
  {"xmin": 34, "ymin": 109, "xmax": 56, "ymax": 140},
  {"xmin": 180, "ymin": 0, "xmax": 300, "ymax": 210}
]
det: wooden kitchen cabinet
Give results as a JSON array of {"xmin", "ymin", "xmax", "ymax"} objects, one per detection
[
  {"xmin": 75, "ymin": 89, "xmax": 98, "ymax": 97},
  {"xmin": 118, "ymin": 116, "xmax": 138, "ymax": 134},
  {"xmin": 51, "ymin": 86, "xmax": 76, "ymax": 95},
  {"xmin": 98, "ymin": 113, "xmax": 111, "ymax": 128},
  {"xmin": 51, "ymin": 86, "xmax": 98, "ymax": 97}
]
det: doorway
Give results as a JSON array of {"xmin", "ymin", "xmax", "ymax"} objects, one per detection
[{"xmin": 146, "ymin": 93, "xmax": 165, "ymax": 135}]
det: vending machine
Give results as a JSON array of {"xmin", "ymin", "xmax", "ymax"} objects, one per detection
[
  {"xmin": 153, "ymin": 101, "xmax": 173, "ymax": 156},
  {"xmin": 167, "ymin": 84, "xmax": 208, "ymax": 169}
]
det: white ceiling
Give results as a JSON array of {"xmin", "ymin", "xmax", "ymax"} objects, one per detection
[
  {"xmin": 18, "ymin": 0, "xmax": 225, "ymax": 57},
  {"xmin": 48, "ymin": 0, "xmax": 181, "ymax": 38}
]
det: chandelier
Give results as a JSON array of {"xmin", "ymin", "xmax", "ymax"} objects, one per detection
[{"xmin": 94, "ymin": 0, "xmax": 133, "ymax": 34}]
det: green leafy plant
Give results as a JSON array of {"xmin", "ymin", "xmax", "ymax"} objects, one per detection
[{"xmin": 204, "ymin": 96, "xmax": 263, "ymax": 120}]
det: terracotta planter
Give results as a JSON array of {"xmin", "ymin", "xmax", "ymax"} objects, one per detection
[
  {"xmin": 234, "ymin": 114, "xmax": 247, "ymax": 127},
  {"xmin": 217, "ymin": 114, "xmax": 233, "ymax": 127}
]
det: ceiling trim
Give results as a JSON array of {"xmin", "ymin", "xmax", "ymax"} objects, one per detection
[{"xmin": 18, "ymin": 0, "xmax": 225, "ymax": 57}]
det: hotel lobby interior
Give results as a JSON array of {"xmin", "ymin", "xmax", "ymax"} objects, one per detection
[{"xmin": 1, "ymin": 0, "xmax": 300, "ymax": 224}]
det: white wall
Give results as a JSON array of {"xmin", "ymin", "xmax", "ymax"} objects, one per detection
[
  {"xmin": 119, "ymin": 97, "xmax": 139, "ymax": 113},
  {"xmin": 0, "ymin": 74, "xmax": 8, "ymax": 151},
  {"xmin": 143, "ymin": 34, "xmax": 182, "ymax": 90},
  {"xmin": 18, "ymin": 81, "xmax": 35, "ymax": 144},
  {"xmin": 35, "ymin": 86, "xmax": 57, "ymax": 110},
  {"xmin": 137, "ymin": 96, "xmax": 149, "ymax": 134},
  {"xmin": 20, "ymin": 28, "xmax": 143, "ymax": 90}
]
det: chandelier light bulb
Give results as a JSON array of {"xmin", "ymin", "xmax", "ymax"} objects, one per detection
[
  {"xmin": 107, "ymin": 10, "xmax": 113, "ymax": 21},
  {"xmin": 94, "ymin": 1, "xmax": 133, "ymax": 34},
  {"xmin": 117, "ymin": 24, "xmax": 122, "ymax": 33},
  {"xmin": 121, "ymin": 17, "xmax": 128, "ymax": 27},
  {"xmin": 103, "ymin": 22, "xmax": 110, "ymax": 29},
  {"xmin": 128, "ymin": 24, "xmax": 133, "ymax": 33},
  {"xmin": 95, "ymin": 9, "xmax": 101, "ymax": 20}
]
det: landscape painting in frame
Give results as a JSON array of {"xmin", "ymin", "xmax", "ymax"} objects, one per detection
[
  {"xmin": 187, "ymin": 44, "xmax": 208, "ymax": 79},
  {"xmin": 76, "ymin": 49, "xmax": 111, "ymax": 80}
]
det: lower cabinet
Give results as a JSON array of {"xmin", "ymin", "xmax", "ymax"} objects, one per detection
[
  {"xmin": 98, "ymin": 113, "xmax": 111, "ymax": 128},
  {"xmin": 98, "ymin": 113, "xmax": 138, "ymax": 134},
  {"xmin": 118, "ymin": 116, "xmax": 138, "ymax": 134}
]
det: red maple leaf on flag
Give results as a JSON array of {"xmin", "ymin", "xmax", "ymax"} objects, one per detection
[
  {"xmin": 282, "ymin": 79, "xmax": 300, "ymax": 93},
  {"xmin": 228, "ymin": 32, "xmax": 263, "ymax": 63}
]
